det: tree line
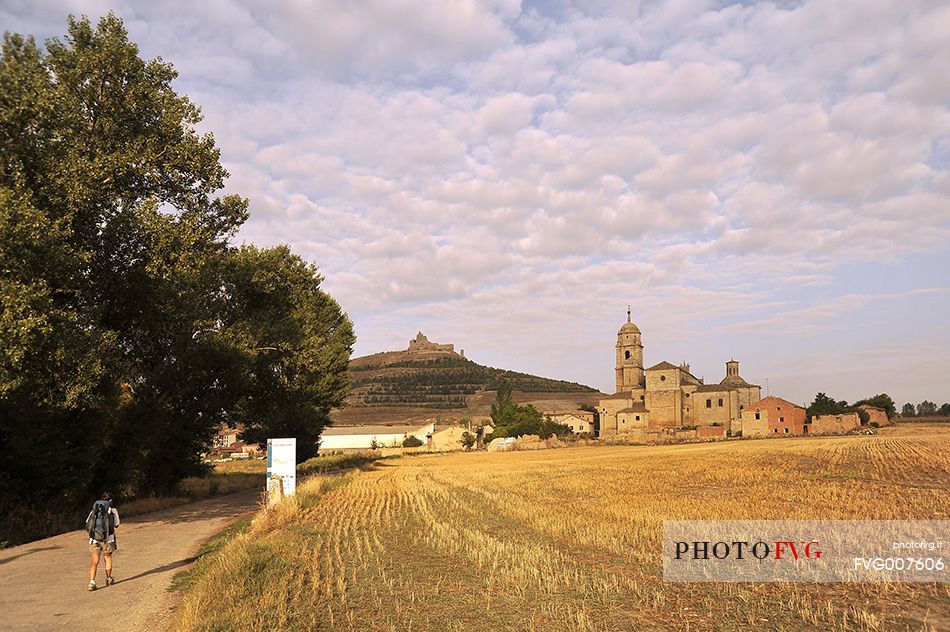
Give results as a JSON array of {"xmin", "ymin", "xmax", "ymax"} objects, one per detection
[
  {"xmin": 899, "ymin": 401, "xmax": 950, "ymax": 418},
  {"xmin": 0, "ymin": 15, "xmax": 353, "ymax": 542},
  {"xmin": 805, "ymin": 393, "xmax": 950, "ymax": 423}
]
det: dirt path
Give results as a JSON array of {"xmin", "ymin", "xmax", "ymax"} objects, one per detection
[{"xmin": 0, "ymin": 489, "xmax": 261, "ymax": 631}]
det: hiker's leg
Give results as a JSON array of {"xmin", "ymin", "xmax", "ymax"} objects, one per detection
[
  {"xmin": 89, "ymin": 548, "xmax": 100, "ymax": 581},
  {"xmin": 104, "ymin": 552, "xmax": 112, "ymax": 578}
]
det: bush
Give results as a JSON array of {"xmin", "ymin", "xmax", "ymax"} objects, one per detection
[{"xmin": 402, "ymin": 435, "xmax": 424, "ymax": 448}]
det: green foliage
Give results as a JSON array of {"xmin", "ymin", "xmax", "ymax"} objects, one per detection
[
  {"xmin": 854, "ymin": 408, "xmax": 870, "ymax": 425},
  {"xmin": 227, "ymin": 245, "xmax": 354, "ymax": 462},
  {"xmin": 940, "ymin": 403, "xmax": 950, "ymax": 417},
  {"xmin": 489, "ymin": 385, "xmax": 571, "ymax": 439},
  {"xmin": 916, "ymin": 401, "xmax": 937, "ymax": 417},
  {"xmin": 538, "ymin": 418, "xmax": 572, "ymax": 439},
  {"xmin": 297, "ymin": 453, "xmax": 380, "ymax": 476},
  {"xmin": 0, "ymin": 14, "xmax": 353, "ymax": 542},
  {"xmin": 490, "ymin": 381, "xmax": 515, "ymax": 426},
  {"xmin": 901, "ymin": 403, "xmax": 916, "ymax": 417},
  {"xmin": 402, "ymin": 435, "xmax": 424, "ymax": 448},
  {"xmin": 460, "ymin": 431, "xmax": 476, "ymax": 450},
  {"xmin": 806, "ymin": 392, "xmax": 849, "ymax": 418}
]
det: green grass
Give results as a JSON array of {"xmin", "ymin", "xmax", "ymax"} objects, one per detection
[{"xmin": 297, "ymin": 452, "xmax": 385, "ymax": 476}]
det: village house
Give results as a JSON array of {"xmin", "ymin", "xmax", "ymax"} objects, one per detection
[
  {"xmin": 739, "ymin": 396, "xmax": 807, "ymax": 437},
  {"xmin": 549, "ymin": 411, "xmax": 595, "ymax": 434},
  {"xmin": 213, "ymin": 425, "xmax": 240, "ymax": 448}
]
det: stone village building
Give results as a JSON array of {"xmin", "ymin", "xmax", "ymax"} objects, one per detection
[{"xmin": 599, "ymin": 310, "xmax": 761, "ymax": 436}]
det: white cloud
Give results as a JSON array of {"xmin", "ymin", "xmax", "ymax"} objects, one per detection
[{"xmin": 8, "ymin": 0, "xmax": 950, "ymax": 402}]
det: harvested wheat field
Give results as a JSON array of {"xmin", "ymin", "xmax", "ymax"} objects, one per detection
[{"xmin": 174, "ymin": 425, "xmax": 950, "ymax": 631}]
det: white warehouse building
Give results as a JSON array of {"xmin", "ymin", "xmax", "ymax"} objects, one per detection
[{"xmin": 319, "ymin": 423, "xmax": 435, "ymax": 452}]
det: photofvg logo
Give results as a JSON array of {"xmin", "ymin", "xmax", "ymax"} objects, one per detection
[
  {"xmin": 674, "ymin": 539, "xmax": 822, "ymax": 562},
  {"xmin": 663, "ymin": 520, "xmax": 948, "ymax": 583}
]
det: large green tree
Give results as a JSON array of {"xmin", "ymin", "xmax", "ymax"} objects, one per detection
[
  {"xmin": 0, "ymin": 14, "xmax": 353, "ymax": 540},
  {"xmin": 1, "ymin": 13, "xmax": 246, "ymax": 504},
  {"xmin": 224, "ymin": 245, "xmax": 354, "ymax": 462}
]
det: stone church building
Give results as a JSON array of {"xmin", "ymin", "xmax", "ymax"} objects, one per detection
[{"xmin": 599, "ymin": 311, "xmax": 761, "ymax": 435}]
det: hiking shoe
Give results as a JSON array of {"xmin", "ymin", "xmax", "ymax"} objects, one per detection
[
  {"xmin": 106, "ymin": 577, "xmax": 115, "ymax": 586},
  {"xmin": 88, "ymin": 581, "xmax": 96, "ymax": 591}
]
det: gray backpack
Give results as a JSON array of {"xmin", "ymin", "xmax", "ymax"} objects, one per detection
[{"xmin": 85, "ymin": 500, "xmax": 115, "ymax": 542}]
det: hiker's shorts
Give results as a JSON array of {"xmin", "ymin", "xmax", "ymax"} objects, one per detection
[{"xmin": 89, "ymin": 540, "xmax": 116, "ymax": 554}]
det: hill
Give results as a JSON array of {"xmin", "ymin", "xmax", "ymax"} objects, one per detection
[{"xmin": 332, "ymin": 334, "xmax": 602, "ymax": 425}]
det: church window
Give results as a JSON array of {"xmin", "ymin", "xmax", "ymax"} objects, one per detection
[
  {"xmin": 779, "ymin": 417, "xmax": 784, "ymax": 423},
  {"xmin": 635, "ymin": 415, "xmax": 640, "ymax": 421},
  {"xmin": 660, "ymin": 375, "xmax": 666, "ymax": 381},
  {"xmin": 706, "ymin": 399, "xmax": 712, "ymax": 408},
  {"xmin": 784, "ymin": 428, "xmax": 789, "ymax": 434},
  {"xmin": 640, "ymin": 395, "xmax": 645, "ymax": 401},
  {"xmin": 755, "ymin": 411, "xmax": 761, "ymax": 420},
  {"xmin": 718, "ymin": 398, "xmax": 723, "ymax": 407},
  {"xmin": 625, "ymin": 350, "xmax": 630, "ymax": 360}
]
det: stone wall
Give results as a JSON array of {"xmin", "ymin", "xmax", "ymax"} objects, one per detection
[
  {"xmin": 809, "ymin": 413, "xmax": 861, "ymax": 434},
  {"xmin": 859, "ymin": 405, "xmax": 890, "ymax": 426},
  {"xmin": 740, "ymin": 408, "xmax": 771, "ymax": 437},
  {"xmin": 645, "ymin": 387, "xmax": 681, "ymax": 427},
  {"xmin": 696, "ymin": 426, "xmax": 726, "ymax": 439},
  {"xmin": 692, "ymin": 388, "xmax": 735, "ymax": 427}
]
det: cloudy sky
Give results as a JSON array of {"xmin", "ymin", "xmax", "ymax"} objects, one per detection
[{"xmin": 5, "ymin": 0, "xmax": 950, "ymax": 406}]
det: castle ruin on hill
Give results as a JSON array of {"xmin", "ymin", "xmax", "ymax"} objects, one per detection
[{"xmin": 407, "ymin": 332, "xmax": 463, "ymax": 356}]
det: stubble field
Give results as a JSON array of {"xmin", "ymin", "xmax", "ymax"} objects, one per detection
[{"xmin": 174, "ymin": 425, "xmax": 950, "ymax": 631}]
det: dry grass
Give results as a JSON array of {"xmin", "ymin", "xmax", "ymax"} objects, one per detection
[
  {"xmin": 173, "ymin": 425, "xmax": 950, "ymax": 632},
  {"xmin": 179, "ymin": 459, "xmax": 266, "ymax": 499}
]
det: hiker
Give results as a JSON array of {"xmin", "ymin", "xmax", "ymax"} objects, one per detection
[{"xmin": 86, "ymin": 492, "xmax": 120, "ymax": 591}]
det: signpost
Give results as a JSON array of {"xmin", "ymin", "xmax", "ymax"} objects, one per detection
[{"xmin": 266, "ymin": 438, "xmax": 296, "ymax": 505}]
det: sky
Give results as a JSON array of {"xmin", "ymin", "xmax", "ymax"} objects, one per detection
[{"xmin": 4, "ymin": 0, "xmax": 949, "ymax": 406}]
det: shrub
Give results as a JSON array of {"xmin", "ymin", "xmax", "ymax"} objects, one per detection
[{"xmin": 402, "ymin": 435, "xmax": 424, "ymax": 448}]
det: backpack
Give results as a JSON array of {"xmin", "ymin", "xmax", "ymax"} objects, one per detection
[{"xmin": 85, "ymin": 500, "xmax": 115, "ymax": 542}]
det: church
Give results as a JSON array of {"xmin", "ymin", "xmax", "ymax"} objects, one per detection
[{"xmin": 598, "ymin": 310, "xmax": 761, "ymax": 435}]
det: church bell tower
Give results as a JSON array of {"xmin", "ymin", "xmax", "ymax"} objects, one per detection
[{"xmin": 615, "ymin": 307, "xmax": 644, "ymax": 391}]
